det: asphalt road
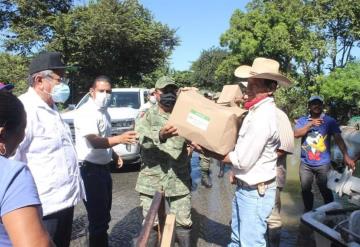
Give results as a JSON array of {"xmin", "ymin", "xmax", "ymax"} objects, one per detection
[{"xmin": 70, "ymin": 156, "xmax": 316, "ymax": 247}]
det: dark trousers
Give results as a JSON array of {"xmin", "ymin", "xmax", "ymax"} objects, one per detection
[
  {"xmin": 43, "ymin": 206, "xmax": 74, "ymax": 247},
  {"xmin": 299, "ymin": 163, "xmax": 334, "ymax": 212},
  {"xmin": 81, "ymin": 161, "xmax": 112, "ymax": 247}
]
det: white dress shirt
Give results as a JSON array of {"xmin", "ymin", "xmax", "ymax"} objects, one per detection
[
  {"xmin": 12, "ymin": 87, "xmax": 86, "ymax": 216},
  {"xmin": 74, "ymin": 99, "xmax": 112, "ymax": 165},
  {"xmin": 229, "ymin": 97, "xmax": 279, "ymax": 185}
]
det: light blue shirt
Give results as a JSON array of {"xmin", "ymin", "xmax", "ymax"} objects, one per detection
[{"xmin": 0, "ymin": 156, "xmax": 41, "ymax": 246}]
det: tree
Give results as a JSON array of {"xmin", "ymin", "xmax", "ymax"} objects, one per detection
[
  {"xmin": 306, "ymin": 0, "xmax": 360, "ymax": 70},
  {"xmin": 190, "ymin": 47, "xmax": 229, "ymax": 91},
  {"xmin": 318, "ymin": 62, "xmax": 360, "ymax": 122},
  {"xmin": 1, "ymin": 0, "xmax": 179, "ymax": 102},
  {"xmin": 217, "ymin": 0, "xmax": 359, "ymax": 120},
  {"xmin": 46, "ymin": 0, "xmax": 178, "ymax": 98},
  {"xmin": 2, "ymin": 0, "xmax": 72, "ymax": 54},
  {"xmin": 0, "ymin": 53, "xmax": 29, "ymax": 96}
]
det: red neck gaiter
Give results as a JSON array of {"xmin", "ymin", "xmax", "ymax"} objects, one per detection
[{"xmin": 244, "ymin": 95, "xmax": 268, "ymax": 110}]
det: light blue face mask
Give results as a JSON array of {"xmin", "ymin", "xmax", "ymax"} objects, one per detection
[{"xmin": 51, "ymin": 83, "xmax": 70, "ymax": 103}]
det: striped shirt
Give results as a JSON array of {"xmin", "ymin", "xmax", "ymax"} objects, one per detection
[
  {"xmin": 276, "ymin": 108, "xmax": 294, "ymax": 188},
  {"xmin": 276, "ymin": 108, "xmax": 294, "ymax": 154}
]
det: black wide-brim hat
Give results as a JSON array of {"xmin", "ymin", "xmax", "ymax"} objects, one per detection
[{"xmin": 29, "ymin": 52, "xmax": 66, "ymax": 75}]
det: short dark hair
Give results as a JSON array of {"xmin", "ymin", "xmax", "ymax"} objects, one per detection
[
  {"xmin": 264, "ymin": 79, "xmax": 278, "ymax": 89},
  {"xmin": 0, "ymin": 91, "xmax": 25, "ymax": 134},
  {"xmin": 92, "ymin": 75, "xmax": 112, "ymax": 88}
]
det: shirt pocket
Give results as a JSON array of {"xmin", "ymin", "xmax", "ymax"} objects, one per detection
[{"xmin": 31, "ymin": 123, "xmax": 60, "ymax": 152}]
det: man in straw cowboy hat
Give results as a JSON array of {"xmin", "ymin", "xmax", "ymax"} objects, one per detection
[
  {"xmin": 221, "ymin": 57, "xmax": 291, "ymax": 246},
  {"xmin": 236, "ymin": 60, "xmax": 295, "ymax": 246}
]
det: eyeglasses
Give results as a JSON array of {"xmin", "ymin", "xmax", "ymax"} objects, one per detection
[{"xmin": 45, "ymin": 75, "xmax": 69, "ymax": 85}]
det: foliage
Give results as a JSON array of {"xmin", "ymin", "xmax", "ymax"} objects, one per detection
[
  {"xmin": 1, "ymin": 0, "xmax": 178, "ymax": 103},
  {"xmin": 171, "ymin": 70, "xmax": 193, "ymax": 89},
  {"xmin": 190, "ymin": 47, "xmax": 229, "ymax": 91},
  {"xmin": 318, "ymin": 62, "xmax": 360, "ymax": 122},
  {"xmin": 0, "ymin": 53, "xmax": 28, "ymax": 96},
  {"xmin": 3, "ymin": 0, "xmax": 72, "ymax": 54},
  {"xmin": 217, "ymin": 0, "xmax": 359, "ymax": 120},
  {"xmin": 305, "ymin": 0, "xmax": 360, "ymax": 70}
]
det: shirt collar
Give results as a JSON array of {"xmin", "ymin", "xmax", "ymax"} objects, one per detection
[
  {"xmin": 28, "ymin": 87, "xmax": 57, "ymax": 111},
  {"xmin": 249, "ymin": 97, "xmax": 274, "ymax": 111},
  {"xmin": 88, "ymin": 97, "xmax": 109, "ymax": 113}
]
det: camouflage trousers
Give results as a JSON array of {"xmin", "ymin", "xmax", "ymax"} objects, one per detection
[
  {"xmin": 199, "ymin": 154, "xmax": 210, "ymax": 174},
  {"xmin": 139, "ymin": 193, "xmax": 192, "ymax": 228}
]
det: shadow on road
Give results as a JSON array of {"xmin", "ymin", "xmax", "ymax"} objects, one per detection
[
  {"xmin": 109, "ymin": 207, "xmax": 143, "ymax": 247},
  {"xmin": 191, "ymin": 208, "xmax": 231, "ymax": 246}
]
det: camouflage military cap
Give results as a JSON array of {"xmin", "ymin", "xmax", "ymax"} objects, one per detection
[{"xmin": 155, "ymin": 76, "xmax": 177, "ymax": 89}]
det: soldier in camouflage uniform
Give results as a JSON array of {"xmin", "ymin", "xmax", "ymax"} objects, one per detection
[
  {"xmin": 199, "ymin": 154, "xmax": 212, "ymax": 188},
  {"xmin": 135, "ymin": 76, "xmax": 192, "ymax": 247},
  {"xmin": 198, "ymin": 92, "xmax": 213, "ymax": 188}
]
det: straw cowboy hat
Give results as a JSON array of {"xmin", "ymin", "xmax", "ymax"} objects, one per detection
[{"xmin": 234, "ymin": 57, "xmax": 291, "ymax": 87}]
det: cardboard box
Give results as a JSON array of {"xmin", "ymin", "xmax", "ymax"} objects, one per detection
[
  {"xmin": 217, "ymin": 84, "xmax": 243, "ymax": 106},
  {"xmin": 169, "ymin": 90, "xmax": 247, "ymax": 155}
]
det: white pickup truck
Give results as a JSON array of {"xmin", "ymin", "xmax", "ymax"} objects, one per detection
[{"xmin": 61, "ymin": 88, "xmax": 149, "ymax": 164}]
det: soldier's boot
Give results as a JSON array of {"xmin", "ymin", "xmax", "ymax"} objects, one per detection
[
  {"xmin": 201, "ymin": 171, "xmax": 212, "ymax": 188},
  {"xmin": 175, "ymin": 227, "xmax": 191, "ymax": 247},
  {"xmin": 146, "ymin": 227, "xmax": 158, "ymax": 247},
  {"xmin": 218, "ymin": 162, "xmax": 225, "ymax": 178}
]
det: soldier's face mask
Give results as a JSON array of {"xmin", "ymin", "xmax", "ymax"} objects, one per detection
[{"xmin": 159, "ymin": 86, "xmax": 178, "ymax": 108}]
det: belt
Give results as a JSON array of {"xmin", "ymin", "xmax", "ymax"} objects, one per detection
[
  {"xmin": 236, "ymin": 177, "xmax": 276, "ymax": 190},
  {"xmin": 79, "ymin": 160, "xmax": 111, "ymax": 169}
]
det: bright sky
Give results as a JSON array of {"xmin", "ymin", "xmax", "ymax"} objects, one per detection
[{"xmin": 140, "ymin": 0, "xmax": 249, "ymax": 71}]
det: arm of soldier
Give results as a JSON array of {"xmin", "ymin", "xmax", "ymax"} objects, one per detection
[
  {"xmin": 135, "ymin": 113, "xmax": 162, "ymax": 145},
  {"xmin": 333, "ymin": 133, "xmax": 356, "ymax": 170},
  {"xmin": 159, "ymin": 124, "xmax": 178, "ymax": 142}
]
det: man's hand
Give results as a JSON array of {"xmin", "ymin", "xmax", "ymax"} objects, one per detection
[
  {"xmin": 116, "ymin": 156, "xmax": 124, "ymax": 169},
  {"xmin": 222, "ymin": 153, "xmax": 231, "ymax": 163},
  {"xmin": 116, "ymin": 130, "xmax": 138, "ymax": 144},
  {"xmin": 188, "ymin": 141, "xmax": 203, "ymax": 153},
  {"xmin": 344, "ymin": 153, "xmax": 356, "ymax": 171},
  {"xmin": 308, "ymin": 118, "xmax": 323, "ymax": 127},
  {"xmin": 159, "ymin": 124, "xmax": 178, "ymax": 141},
  {"xmin": 229, "ymin": 170, "xmax": 236, "ymax": 185}
]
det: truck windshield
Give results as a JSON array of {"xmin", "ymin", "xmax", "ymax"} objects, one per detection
[{"xmin": 109, "ymin": 91, "xmax": 140, "ymax": 109}]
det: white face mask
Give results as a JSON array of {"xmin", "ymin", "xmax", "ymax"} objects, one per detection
[
  {"xmin": 149, "ymin": 95, "xmax": 157, "ymax": 104},
  {"xmin": 94, "ymin": 92, "xmax": 111, "ymax": 109}
]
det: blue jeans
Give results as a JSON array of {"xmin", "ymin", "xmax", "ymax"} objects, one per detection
[
  {"xmin": 81, "ymin": 161, "xmax": 112, "ymax": 247},
  {"xmin": 228, "ymin": 183, "xmax": 276, "ymax": 247}
]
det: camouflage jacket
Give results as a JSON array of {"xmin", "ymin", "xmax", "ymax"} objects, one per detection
[{"xmin": 135, "ymin": 105, "xmax": 191, "ymax": 197}]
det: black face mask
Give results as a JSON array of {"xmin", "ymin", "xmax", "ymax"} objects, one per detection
[{"xmin": 159, "ymin": 92, "xmax": 177, "ymax": 108}]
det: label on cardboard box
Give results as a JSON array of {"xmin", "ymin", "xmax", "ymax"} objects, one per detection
[{"xmin": 186, "ymin": 109, "xmax": 210, "ymax": 131}]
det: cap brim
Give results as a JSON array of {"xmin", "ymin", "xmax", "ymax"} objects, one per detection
[
  {"xmin": 157, "ymin": 83, "xmax": 178, "ymax": 89},
  {"xmin": 50, "ymin": 65, "xmax": 67, "ymax": 71},
  {"xmin": 0, "ymin": 84, "xmax": 14, "ymax": 90}
]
